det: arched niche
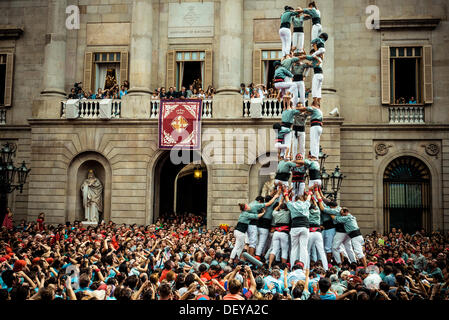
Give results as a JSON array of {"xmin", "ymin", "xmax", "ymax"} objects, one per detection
[
  {"xmin": 66, "ymin": 152, "xmax": 112, "ymax": 223},
  {"xmin": 248, "ymin": 152, "xmax": 278, "ymax": 201}
]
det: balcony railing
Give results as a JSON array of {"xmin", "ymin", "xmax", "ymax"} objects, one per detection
[
  {"xmin": 243, "ymin": 98, "xmax": 282, "ymax": 118},
  {"xmin": 389, "ymin": 106, "xmax": 424, "ymax": 124},
  {"xmin": 150, "ymin": 99, "xmax": 213, "ymax": 119},
  {"xmin": 61, "ymin": 100, "xmax": 122, "ymax": 119}
]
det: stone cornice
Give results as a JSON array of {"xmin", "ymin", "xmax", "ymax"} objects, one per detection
[
  {"xmin": 27, "ymin": 117, "xmax": 346, "ymax": 126},
  {"xmin": 341, "ymin": 124, "xmax": 449, "ymax": 131},
  {"xmin": 378, "ymin": 18, "xmax": 441, "ymax": 31},
  {"xmin": 0, "ymin": 25, "xmax": 24, "ymax": 40}
]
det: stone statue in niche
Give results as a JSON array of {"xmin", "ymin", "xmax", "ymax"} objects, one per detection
[
  {"xmin": 261, "ymin": 172, "xmax": 276, "ymax": 197},
  {"xmin": 81, "ymin": 169, "xmax": 103, "ymax": 223}
]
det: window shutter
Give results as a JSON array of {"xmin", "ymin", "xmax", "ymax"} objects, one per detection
[
  {"xmin": 166, "ymin": 50, "xmax": 176, "ymax": 89},
  {"xmin": 423, "ymin": 45, "xmax": 433, "ymax": 104},
  {"xmin": 204, "ymin": 50, "xmax": 213, "ymax": 89},
  {"xmin": 4, "ymin": 53, "xmax": 14, "ymax": 107},
  {"xmin": 253, "ymin": 49, "xmax": 262, "ymax": 85},
  {"xmin": 83, "ymin": 52, "xmax": 93, "ymax": 93},
  {"xmin": 381, "ymin": 46, "xmax": 390, "ymax": 105},
  {"xmin": 120, "ymin": 51, "xmax": 129, "ymax": 87}
]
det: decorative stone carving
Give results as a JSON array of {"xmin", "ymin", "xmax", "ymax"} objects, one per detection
[
  {"xmin": 422, "ymin": 143, "xmax": 440, "ymax": 158},
  {"xmin": 375, "ymin": 143, "xmax": 392, "ymax": 159}
]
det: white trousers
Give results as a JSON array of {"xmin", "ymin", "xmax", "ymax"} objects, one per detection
[
  {"xmin": 290, "ymin": 227, "xmax": 310, "ymax": 268},
  {"xmin": 247, "ymin": 225, "xmax": 258, "ymax": 249},
  {"xmin": 307, "ymin": 231, "xmax": 328, "ymax": 271},
  {"xmin": 332, "ymin": 232, "xmax": 356, "ymax": 264},
  {"xmin": 292, "ymin": 131, "xmax": 305, "ymax": 160},
  {"xmin": 292, "ymin": 32, "xmax": 304, "ymax": 53},
  {"xmin": 275, "ymin": 81, "xmax": 298, "ymax": 106},
  {"xmin": 351, "ymin": 235, "xmax": 365, "ymax": 259},
  {"xmin": 295, "ymin": 81, "xmax": 306, "ymax": 106},
  {"xmin": 310, "ymin": 125, "xmax": 322, "ymax": 159},
  {"xmin": 231, "ymin": 229, "xmax": 246, "ymax": 259},
  {"xmin": 264, "ymin": 232, "xmax": 276, "ymax": 261},
  {"xmin": 279, "ymin": 27, "xmax": 292, "ymax": 57},
  {"xmin": 255, "ymin": 227, "xmax": 270, "ymax": 256},
  {"xmin": 311, "ymin": 24, "xmax": 322, "ymax": 41},
  {"xmin": 271, "ymin": 231, "xmax": 290, "ymax": 260},
  {"xmin": 292, "ymin": 181, "xmax": 305, "ymax": 199},
  {"xmin": 311, "ymin": 47, "xmax": 326, "ymax": 57},
  {"xmin": 274, "ymin": 179, "xmax": 289, "ymax": 188},
  {"xmin": 312, "ymin": 73, "xmax": 323, "ymax": 98}
]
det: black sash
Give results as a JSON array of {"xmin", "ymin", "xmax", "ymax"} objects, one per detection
[
  {"xmin": 293, "ymin": 125, "xmax": 305, "ymax": 133},
  {"xmin": 309, "ymin": 169, "xmax": 321, "ymax": 180},
  {"xmin": 293, "ymin": 27, "xmax": 304, "ymax": 33},
  {"xmin": 293, "ymin": 74, "xmax": 303, "ymax": 82},
  {"xmin": 281, "ymin": 122, "xmax": 293, "ymax": 129},
  {"xmin": 275, "ymin": 172, "xmax": 291, "ymax": 182},
  {"xmin": 312, "ymin": 17, "xmax": 321, "ymax": 25},
  {"xmin": 317, "ymin": 42, "xmax": 325, "ymax": 49},
  {"xmin": 335, "ymin": 223, "xmax": 346, "ymax": 233},
  {"xmin": 291, "ymin": 216, "xmax": 309, "ymax": 228},
  {"xmin": 235, "ymin": 222, "xmax": 248, "ymax": 233},
  {"xmin": 249, "ymin": 220, "xmax": 258, "ymax": 226},
  {"xmin": 280, "ymin": 22, "xmax": 291, "ymax": 29},
  {"xmin": 314, "ymin": 68, "xmax": 323, "ymax": 74},
  {"xmin": 257, "ymin": 218, "xmax": 272, "ymax": 229},
  {"xmin": 348, "ymin": 229, "xmax": 362, "ymax": 239},
  {"xmin": 323, "ymin": 220, "xmax": 335, "ymax": 230}
]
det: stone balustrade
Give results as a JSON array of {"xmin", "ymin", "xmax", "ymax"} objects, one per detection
[
  {"xmin": 243, "ymin": 98, "xmax": 283, "ymax": 118},
  {"xmin": 389, "ymin": 106, "xmax": 425, "ymax": 124},
  {"xmin": 60, "ymin": 100, "xmax": 122, "ymax": 119},
  {"xmin": 149, "ymin": 99, "xmax": 213, "ymax": 119}
]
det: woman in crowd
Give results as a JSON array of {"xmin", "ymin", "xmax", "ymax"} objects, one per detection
[{"xmin": 2, "ymin": 208, "xmax": 13, "ymax": 230}]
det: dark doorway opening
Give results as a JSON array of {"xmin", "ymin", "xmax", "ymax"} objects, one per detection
[
  {"xmin": 265, "ymin": 60, "xmax": 277, "ymax": 90},
  {"xmin": 154, "ymin": 151, "xmax": 207, "ymax": 223},
  {"xmin": 181, "ymin": 61, "xmax": 202, "ymax": 90}
]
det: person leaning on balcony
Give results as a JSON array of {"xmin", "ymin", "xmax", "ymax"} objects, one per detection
[
  {"xmin": 119, "ymin": 85, "xmax": 128, "ymax": 99},
  {"xmin": 179, "ymin": 86, "xmax": 188, "ymax": 99}
]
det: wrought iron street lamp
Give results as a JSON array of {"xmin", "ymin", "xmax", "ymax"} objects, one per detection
[
  {"xmin": 318, "ymin": 146, "xmax": 328, "ymax": 173},
  {"xmin": 0, "ymin": 142, "xmax": 31, "ymax": 223},
  {"xmin": 330, "ymin": 166, "xmax": 344, "ymax": 200},
  {"xmin": 320, "ymin": 167, "xmax": 330, "ymax": 192}
]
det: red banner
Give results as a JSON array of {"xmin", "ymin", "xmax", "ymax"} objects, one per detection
[{"xmin": 158, "ymin": 99, "xmax": 202, "ymax": 150}]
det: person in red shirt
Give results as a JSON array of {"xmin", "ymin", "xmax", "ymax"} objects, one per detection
[{"xmin": 36, "ymin": 212, "xmax": 45, "ymax": 231}]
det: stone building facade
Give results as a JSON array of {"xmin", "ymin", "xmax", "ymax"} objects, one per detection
[{"xmin": 0, "ymin": 0, "xmax": 448, "ymax": 234}]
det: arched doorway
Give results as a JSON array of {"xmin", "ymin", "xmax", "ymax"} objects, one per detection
[
  {"xmin": 383, "ymin": 156, "xmax": 431, "ymax": 234},
  {"xmin": 153, "ymin": 150, "xmax": 207, "ymax": 223}
]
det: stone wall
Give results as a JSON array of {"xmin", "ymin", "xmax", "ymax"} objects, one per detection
[{"xmin": 26, "ymin": 119, "xmax": 341, "ymax": 228}]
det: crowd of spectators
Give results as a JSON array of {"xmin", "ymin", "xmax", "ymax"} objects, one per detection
[
  {"xmin": 395, "ymin": 96, "xmax": 418, "ymax": 105},
  {"xmin": 151, "ymin": 79, "xmax": 216, "ymax": 100},
  {"xmin": 68, "ymin": 81, "xmax": 129, "ymax": 100},
  {"xmin": 1, "ymin": 210, "xmax": 448, "ymax": 301}
]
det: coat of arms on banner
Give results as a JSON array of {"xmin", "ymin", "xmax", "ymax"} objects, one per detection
[{"xmin": 158, "ymin": 99, "xmax": 202, "ymax": 150}]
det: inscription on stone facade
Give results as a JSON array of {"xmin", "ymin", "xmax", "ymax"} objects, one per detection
[{"xmin": 168, "ymin": 2, "xmax": 214, "ymax": 38}]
